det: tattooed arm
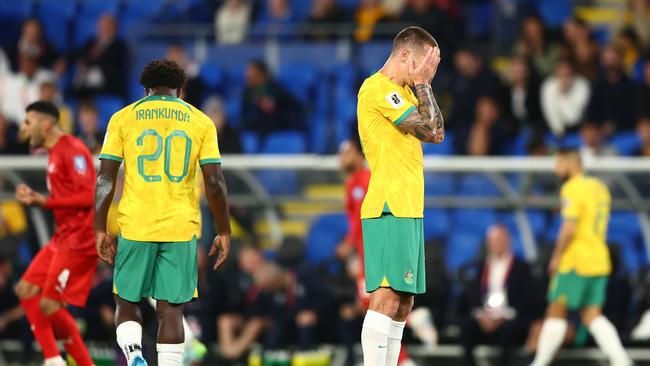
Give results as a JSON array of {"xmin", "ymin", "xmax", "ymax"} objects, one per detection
[{"xmin": 397, "ymin": 83, "xmax": 444, "ymax": 143}]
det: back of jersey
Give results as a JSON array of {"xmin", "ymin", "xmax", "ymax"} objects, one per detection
[{"xmin": 100, "ymin": 95, "xmax": 221, "ymax": 242}]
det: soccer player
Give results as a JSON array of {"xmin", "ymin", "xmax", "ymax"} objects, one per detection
[
  {"xmin": 530, "ymin": 148, "xmax": 632, "ymax": 366},
  {"xmin": 13, "ymin": 101, "xmax": 98, "ymax": 366},
  {"xmin": 94, "ymin": 59, "xmax": 231, "ymax": 366},
  {"xmin": 357, "ymin": 26, "xmax": 444, "ymax": 366}
]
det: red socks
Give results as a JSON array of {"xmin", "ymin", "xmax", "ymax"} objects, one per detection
[
  {"xmin": 20, "ymin": 296, "xmax": 60, "ymax": 359},
  {"xmin": 48, "ymin": 308, "xmax": 94, "ymax": 366},
  {"xmin": 398, "ymin": 345, "xmax": 410, "ymax": 364}
]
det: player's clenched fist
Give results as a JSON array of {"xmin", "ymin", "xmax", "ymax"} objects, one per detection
[
  {"xmin": 209, "ymin": 234, "xmax": 231, "ymax": 270},
  {"xmin": 408, "ymin": 46, "xmax": 441, "ymax": 85},
  {"xmin": 96, "ymin": 231, "xmax": 116, "ymax": 265}
]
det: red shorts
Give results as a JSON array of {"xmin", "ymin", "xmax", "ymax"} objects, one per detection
[{"xmin": 22, "ymin": 244, "xmax": 98, "ymax": 307}]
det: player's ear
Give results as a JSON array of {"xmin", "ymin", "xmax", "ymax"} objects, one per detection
[{"xmin": 400, "ymin": 48, "xmax": 410, "ymax": 64}]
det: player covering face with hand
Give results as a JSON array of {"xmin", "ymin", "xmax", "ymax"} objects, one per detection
[
  {"xmin": 356, "ymin": 26, "xmax": 444, "ymax": 366},
  {"xmin": 94, "ymin": 59, "xmax": 231, "ymax": 366}
]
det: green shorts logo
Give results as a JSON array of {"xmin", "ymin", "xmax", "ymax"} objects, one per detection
[{"xmin": 404, "ymin": 269, "xmax": 414, "ymax": 285}]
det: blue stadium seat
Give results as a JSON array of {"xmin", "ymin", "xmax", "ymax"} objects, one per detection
[
  {"xmin": 422, "ymin": 133, "xmax": 454, "ymax": 155},
  {"xmin": 608, "ymin": 211, "xmax": 641, "ymax": 236},
  {"xmin": 200, "ymin": 63, "xmax": 226, "ymax": 91},
  {"xmin": 276, "ymin": 62, "xmax": 319, "ymax": 103},
  {"xmin": 290, "ymin": 0, "xmax": 312, "ymax": 21},
  {"xmin": 74, "ymin": 18, "xmax": 98, "ymax": 48},
  {"xmin": 224, "ymin": 96, "xmax": 242, "ymax": 128},
  {"xmin": 256, "ymin": 170, "xmax": 300, "ymax": 195},
  {"xmin": 611, "ymin": 132, "xmax": 641, "ymax": 156},
  {"xmin": 306, "ymin": 213, "xmax": 348, "ymax": 266},
  {"xmin": 451, "ymin": 208, "xmax": 499, "ymax": 237},
  {"xmin": 608, "ymin": 233, "xmax": 643, "ymax": 273},
  {"xmin": 336, "ymin": 0, "xmax": 360, "ymax": 10},
  {"xmin": 37, "ymin": 0, "xmax": 75, "ymax": 52},
  {"xmin": 334, "ymin": 93, "xmax": 357, "ymax": 145},
  {"xmin": 94, "ymin": 95, "xmax": 125, "ymax": 130},
  {"xmin": 309, "ymin": 115, "xmax": 328, "ymax": 154},
  {"xmin": 78, "ymin": 0, "xmax": 119, "ymax": 18},
  {"xmin": 329, "ymin": 63, "xmax": 358, "ymax": 89},
  {"xmin": 457, "ymin": 174, "xmax": 501, "ymax": 197},
  {"xmin": 545, "ymin": 214, "xmax": 563, "ymax": 244},
  {"xmin": 537, "ymin": 0, "xmax": 572, "ymax": 28},
  {"xmin": 130, "ymin": 82, "xmax": 145, "ymax": 101},
  {"xmin": 446, "ymin": 232, "xmax": 484, "ymax": 272},
  {"xmin": 424, "ymin": 173, "xmax": 456, "ymax": 196},
  {"xmin": 546, "ymin": 132, "xmax": 580, "ymax": 149},
  {"xmin": 502, "ymin": 210, "xmax": 548, "ymax": 239},
  {"xmin": 262, "ymin": 131, "xmax": 307, "ymax": 154},
  {"xmin": 240, "ymin": 132, "xmax": 259, "ymax": 154},
  {"xmin": 424, "ymin": 208, "xmax": 450, "ymax": 240},
  {"xmin": 0, "ymin": 0, "xmax": 33, "ymax": 18}
]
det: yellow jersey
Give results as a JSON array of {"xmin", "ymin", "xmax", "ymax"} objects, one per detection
[
  {"xmin": 99, "ymin": 95, "xmax": 221, "ymax": 242},
  {"xmin": 357, "ymin": 72, "xmax": 423, "ymax": 219},
  {"xmin": 558, "ymin": 175, "xmax": 611, "ymax": 276}
]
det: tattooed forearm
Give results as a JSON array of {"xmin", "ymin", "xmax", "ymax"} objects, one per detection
[{"xmin": 398, "ymin": 84, "xmax": 445, "ymax": 143}]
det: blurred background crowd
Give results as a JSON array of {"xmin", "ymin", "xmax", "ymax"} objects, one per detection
[{"xmin": 0, "ymin": 0, "xmax": 650, "ymax": 365}]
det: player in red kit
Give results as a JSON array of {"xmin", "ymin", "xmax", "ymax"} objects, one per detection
[
  {"xmin": 13, "ymin": 101, "xmax": 97, "ymax": 366},
  {"xmin": 336, "ymin": 138, "xmax": 415, "ymax": 366}
]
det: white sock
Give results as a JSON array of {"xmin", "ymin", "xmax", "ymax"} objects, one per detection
[
  {"xmin": 386, "ymin": 320, "xmax": 406, "ymax": 366},
  {"xmin": 530, "ymin": 318, "xmax": 568, "ymax": 366},
  {"xmin": 157, "ymin": 343, "xmax": 184, "ymax": 366},
  {"xmin": 588, "ymin": 315, "xmax": 631, "ymax": 366},
  {"xmin": 43, "ymin": 356, "xmax": 66, "ymax": 366},
  {"xmin": 362, "ymin": 310, "xmax": 391, "ymax": 366},
  {"xmin": 116, "ymin": 321, "xmax": 143, "ymax": 362}
]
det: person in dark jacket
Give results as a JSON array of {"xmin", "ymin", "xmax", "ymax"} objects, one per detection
[{"xmin": 458, "ymin": 224, "xmax": 539, "ymax": 366}]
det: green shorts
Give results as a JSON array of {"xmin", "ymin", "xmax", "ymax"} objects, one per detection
[
  {"xmin": 362, "ymin": 213, "xmax": 425, "ymax": 294},
  {"xmin": 113, "ymin": 235, "xmax": 198, "ymax": 304},
  {"xmin": 548, "ymin": 270, "xmax": 608, "ymax": 310}
]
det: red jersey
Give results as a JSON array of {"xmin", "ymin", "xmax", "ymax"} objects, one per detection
[
  {"xmin": 344, "ymin": 168, "xmax": 370, "ymax": 259},
  {"xmin": 45, "ymin": 135, "xmax": 96, "ymax": 255}
]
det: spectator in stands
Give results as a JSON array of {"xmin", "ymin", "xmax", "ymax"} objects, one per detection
[
  {"xmin": 458, "ymin": 224, "xmax": 537, "ymax": 366},
  {"xmin": 615, "ymin": 27, "xmax": 642, "ymax": 75},
  {"xmin": 76, "ymin": 101, "xmax": 104, "ymax": 154},
  {"xmin": 0, "ymin": 114, "xmax": 28, "ymax": 155},
  {"xmin": 636, "ymin": 58, "xmax": 650, "ymax": 119},
  {"xmin": 506, "ymin": 56, "xmax": 543, "ymax": 134},
  {"xmin": 0, "ymin": 55, "xmax": 55, "ymax": 126},
  {"xmin": 587, "ymin": 45, "xmax": 636, "ymax": 132},
  {"xmin": 39, "ymin": 81, "xmax": 73, "ymax": 134},
  {"xmin": 252, "ymin": 261, "xmax": 330, "ymax": 350},
  {"xmin": 450, "ymin": 48, "xmax": 502, "ymax": 149},
  {"xmin": 165, "ymin": 45, "xmax": 205, "ymax": 106},
  {"xmin": 579, "ymin": 121, "xmax": 618, "ymax": 161},
  {"xmin": 203, "ymin": 96, "xmax": 242, "ymax": 154},
  {"xmin": 354, "ymin": 0, "xmax": 389, "ymax": 42},
  {"xmin": 561, "ymin": 17, "xmax": 600, "ymax": 80},
  {"xmin": 257, "ymin": 0, "xmax": 295, "ymax": 39},
  {"xmin": 214, "ymin": 246, "xmax": 270, "ymax": 360},
  {"xmin": 241, "ymin": 60, "xmax": 303, "ymax": 137},
  {"xmin": 0, "ymin": 48, "xmax": 10, "ymax": 77},
  {"xmin": 541, "ymin": 59, "xmax": 591, "ymax": 137},
  {"xmin": 71, "ymin": 14, "xmax": 128, "ymax": 98},
  {"xmin": 306, "ymin": 0, "xmax": 345, "ymax": 41},
  {"xmin": 8, "ymin": 19, "xmax": 60, "ymax": 73},
  {"xmin": 214, "ymin": 0, "xmax": 251, "ymax": 45},
  {"xmin": 467, "ymin": 96, "xmax": 512, "ymax": 156},
  {"xmin": 633, "ymin": 117, "xmax": 650, "ymax": 156},
  {"xmin": 513, "ymin": 15, "xmax": 560, "ymax": 75}
]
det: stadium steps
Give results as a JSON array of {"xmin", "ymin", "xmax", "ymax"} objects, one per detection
[
  {"xmin": 281, "ymin": 201, "xmax": 343, "ymax": 218},
  {"xmin": 304, "ymin": 184, "xmax": 345, "ymax": 200}
]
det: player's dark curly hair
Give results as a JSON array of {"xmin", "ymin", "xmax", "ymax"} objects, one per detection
[{"xmin": 139, "ymin": 59, "xmax": 187, "ymax": 89}]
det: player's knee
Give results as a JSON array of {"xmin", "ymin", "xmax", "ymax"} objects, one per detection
[
  {"xmin": 296, "ymin": 310, "xmax": 318, "ymax": 327},
  {"xmin": 395, "ymin": 296, "xmax": 415, "ymax": 320},
  {"xmin": 369, "ymin": 292, "xmax": 401, "ymax": 318},
  {"xmin": 546, "ymin": 302, "xmax": 567, "ymax": 319},
  {"xmin": 156, "ymin": 302, "xmax": 183, "ymax": 322},
  {"xmin": 39, "ymin": 297, "xmax": 61, "ymax": 316},
  {"xmin": 580, "ymin": 307, "xmax": 602, "ymax": 326}
]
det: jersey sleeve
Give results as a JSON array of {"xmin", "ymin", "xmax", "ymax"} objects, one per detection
[
  {"xmin": 99, "ymin": 113, "xmax": 124, "ymax": 163},
  {"xmin": 560, "ymin": 183, "xmax": 581, "ymax": 220},
  {"xmin": 198, "ymin": 118, "xmax": 222, "ymax": 165},
  {"xmin": 373, "ymin": 87, "xmax": 417, "ymax": 126}
]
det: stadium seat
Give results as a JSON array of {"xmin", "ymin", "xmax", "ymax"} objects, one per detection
[
  {"xmin": 224, "ymin": 96, "xmax": 242, "ymax": 128},
  {"xmin": 276, "ymin": 62, "xmax": 319, "ymax": 104},
  {"xmin": 256, "ymin": 170, "xmax": 300, "ymax": 195},
  {"xmin": 546, "ymin": 132, "xmax": 581, "ymax": 149},
  {"xmin": 608, "ymin": 233, "xmax": 643, "ymax": 273},
  {"xmin": 290, "ymin": 0, "xmax": 312, "ymax": 21},
  {"xmin": 422, "ymin": 133, "xmax": 455, "ymax": 155},
  {"xmin": 611, "ymin": 132, "xmax": 641, "ymax": 156},
  {"xmin": 262, "ymin": 131, "xmax": 307, "ymax": 154},
  {"xmin": 451, "ymin": 208, "xmax": 499, "ymax": 237},
  {"xmin": 537, "ymin": 0, "xmax": 572, "ymax": 28},
  {"xmin": 37, "ymin": 0, "xmax": 75, "ymax": 52},
  {"xmin": 457, "ymin": 174, "xmax": 501, "ymax": 197},
  {"xmin": 336, "ymin": 0, "xmax": 360, "ymax": 10},
  {"xmin": 608, "ymin": 211, "xmax": 641, "ymax": 236},
  {"xmin": 74, "ymin": 18, "xmax": 98, "ymax": 48},
  {"xmin": 199, "ymin": 63, "xmax": 226, "ymax": 91},
  {"xmin": 78, "ymin": 0, "xmax": 120, "ymax": 18},
  {"xmin": 94, "ymin": 95, "xmax": 125, "ymax": 130},
  {"xmin": 446, "ymin": 232, "xmax": 484, "ymax": 272},
  {"xmin": 545, "ymin": 214, "xmax": 563, "ymax": 244},
  {"xmin": 306, "ymin": 213, "xmax": 348, "ymax": 265},
  {"xmin": 424, "ymin": 173, "xmax": 456, "ymax": 196},
  {"xmin": 240, "ymin": 132, "xmax": 259, "ymax": 154},
  {"xmin": 309, "ymin": 115, "xmax": 328, "ymax": 154},
  {"xmin": 0, "ymin": 0, "xmax": 33, "ymax": 19},
  {"xmin": 423, "ymin": 208, "xmax": 450, "ymax": 240}
]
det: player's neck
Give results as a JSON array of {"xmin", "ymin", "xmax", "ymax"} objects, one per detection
[
  {"xmin": 569, "ymin": 169, "xmax": 583, "ymax": 179},
  {"xmin": 379, "ymin": 58, "xmax": 408, "ymax": 87},
  {"xmin": 43, "ymin": 129, "xmax": 64, "ymax": 150},
  {"xmin": 147, "ymin": 87, "xmax": 178, "ymax": 98}
]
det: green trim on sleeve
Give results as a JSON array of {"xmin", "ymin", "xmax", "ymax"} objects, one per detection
[
  {"xmin": 393, "ymin": 105, "xmax": 416, "ymax": 126},
  {"xmin": 99, "ymin": 153, "xmax": 123, "ymax": 162},
  {"xmin": 199, "ymin": 158, "xmax": 222, "ymax": 165}
]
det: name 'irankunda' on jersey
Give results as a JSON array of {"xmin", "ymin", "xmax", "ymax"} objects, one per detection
[{"xmin": 99, "ymin": 95, "xmax": 221, "ymax": 242}]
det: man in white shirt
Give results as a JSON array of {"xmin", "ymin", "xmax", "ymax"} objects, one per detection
[
  {"xmin": 0, "ymin": 55, "xmax": 55, "ymax": 125},
  {"xmin": 541, "ymin": 59, "xmax": 590, "ymax": 137}
]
